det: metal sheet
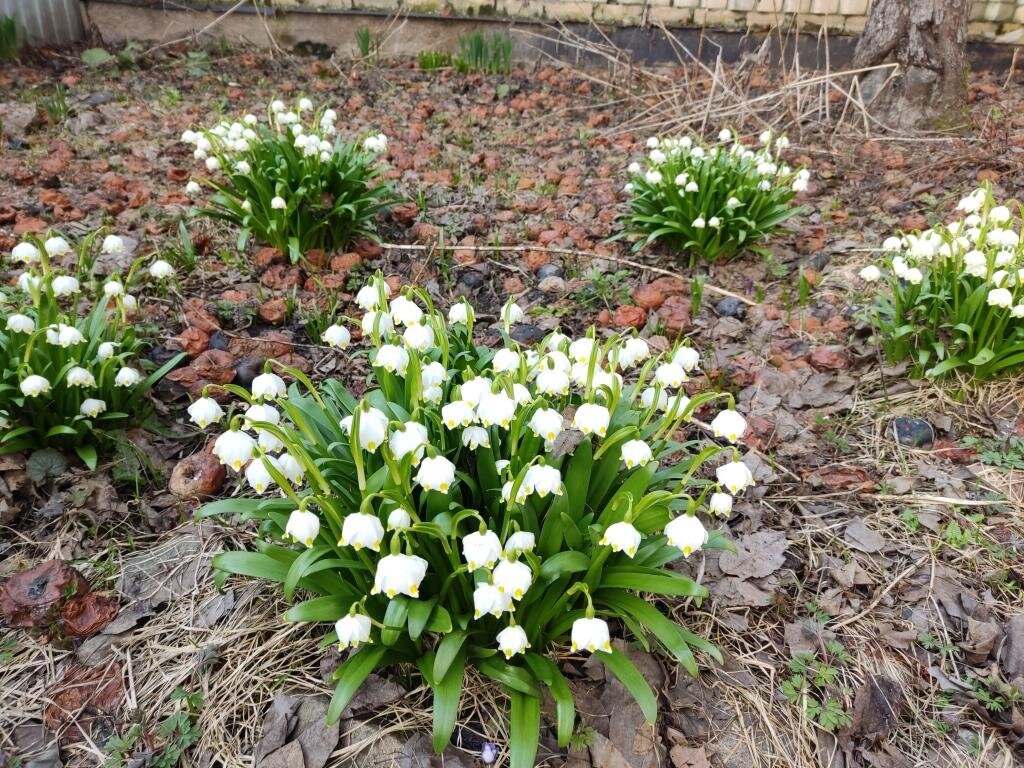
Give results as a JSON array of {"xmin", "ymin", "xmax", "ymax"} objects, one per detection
[{"xmin": 0, "ymin": 0, "xmax": 84, "ymax": 45}]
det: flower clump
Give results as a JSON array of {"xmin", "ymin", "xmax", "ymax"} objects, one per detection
[
  {"xmin": 622, "ymin": 128, "xmax": 808, "ymax": 264},
  {"xmin": 1, "ymin": 233, "xmax": 182, "ymax": 465},
  {"xmin": 198, "ymin": 274, "xmax": 755, "ymax": 766},
  {"xmin": 180, "ymin": 98, "xmax": 392, "ymax": 263},
  {"xmin": 860, "ymin": 184, "xmax": 1024, "ymax": 379}
]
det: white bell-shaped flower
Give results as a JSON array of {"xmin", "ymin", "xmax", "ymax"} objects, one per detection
[
  {"xmin": 115, "ymin": 367, "xmax": 143, "ymax": 387},
  {"xmin": 664, "ymin": 515, "xmax": 708, "ymax": 557},
  {"xmin": 620, "ymin": 439, "xmax": 652, "ymax": 469},
  {"xmin": 710, "ymin": 409, "xmax": 747, "ymax": 443},
  {"xmin": 492, "ymin": 348, "xmax": 521, "ymax": 373},
  {"xmin": 663, "ymin": 393, "xmax": 691, "ymax": 418},
  {"xmin": 97, "ymin": 341, "xmax": 117, "ymax": 360},
  {"xmin": 421, "ymin": 361, "xmax": 447, "ymax": 387},
  {"xmin": 496, "ymin": 625, "xmax": 530, "ymax": 659},
  {"xmin": 51, "ymin": 275, "xmax": 80, "ymax": 296},
  {"xmin": 53, "ymin": 324, "xmax": 85, "ymax": 348},
  {"xmin": 214, "ymin": 429, "xmax": 256, "ymax": 471},
  {"xmin": 6, "ymin": 314, "xmax": 34, "ymax": 333},
  {"xmin": 655, "ymin": 362, "xmax": 686, "ymax": 388},
  {"xmin": 371, "ymin": 553, "xmax": 428, "ymax": 598},
  {"xmin": 461, "ymin": 426, "xmax": 491, "ymax": 449},
  {"xmin": 523, "ymin": 464, "xmax": 562, "ymax": 498},
  {"xmin": 360, "ymin": 310, "xmax": 394, "ymax": 337},
  {"xmin": 478, "ymin": 391, "xmax": 516, "ymax": 429},
  {"xmin": 568, "ymin": 338, "xmax": 599, "ymax": 365},
  {"xmin": 671, "ymin": 346, "xmax": 701, "ymax": 372},
  {"xmin": 389, "ymin": 295, "xmax": 423, "ymax": 326},
  {"xmin": 473, "ymin": 583, "xmax": 513, "ymax": 618},
  {"xmin": 80, "ymin": 398, "xmax": 107, "ymax": 418},
  {"xmin": 285, "ymin": 509, "xmax": 320, "ymax": 547},
  {"xmin": 459, "ymin": 377, "xmax": 492, "ymax": 408},
  {"xmin": 66, "ymin": 367, "xmax": 95, "ymax": 388},
  {"xmin": 462, "ymin": 529, "xmax": 502, "ymax": 571},
  {"xmin": 572, "ymin": 403, "xmax": 610, "ymax": 437},
  {"xmin": 528, "ymin": 408, "xmax": 562, "ymax": 442},
  {"xmin": 277, "ymin": 452, "xmax": 305, "ymax": 486},
  {"xmin": 356, "ymin": 281, "xmax": 390, "ymax": 310},
  {"xmin": 374, "ymin": 344, "xmax": 409, "ymax": 376},
  {"xmin": 20, "ymin": 375, "xmax": 50, "ymax": 397},
  {"xmin": 617, "ymin": 337, "xmax": 650, "ymax": 368},
  {"xmin": 335, "ymin": 613, "xmax": 372, "ymax": 649},
  {"xmin": 387, "ymin": 508, "xmax": 412, "ymax": 530},
  {"xmin": 441, "ymin": 400, "xmax": 476, "ymax": 429},
  {"xmin": 503, "ymin": 531, "xmax": 535, "ymax": 557},
  {"xmin": 322, "ymin": 324, "xmax": 351, "ymax": 348},
  {"xmin": 536, "ymin": 368, "xmax": 570, "ymax": 396},
  {"xmin": 353, "ymin": 407, "xmax": 388, "ymax": 452},
  {"xmin": 46, "ymin": 236, "xmax": 73, "ymax": 256},
  {"xmin": 501, "ymin": 301, "xmax": 525, "ymax": 325},
  {"xmin": 243, "ymin": 403, "xmax": 280, "ymax": 431},
  {"xmin": 245, "ymin": 456, "xmax": 276, "ymax": 494},
  {"xmin": 716, "ymin": 460, "xmax": 754, "ymax": 494},
  {"xmin": 571, "ymin": 617, "xmax": 611, "ymax": 653},
  {"xmin": 448, "ymin": 301, "xmax": 472, "ymax": 325},
  {"xmin": 389, "ymin": 421, "xmax": 428, "ymax": 464},
  {"xmin": 415, "ymin": 455, "xmax": 456, "ymax": 493},
  {"xmin": 339, "ymin": 513, "xmax": 385, "ymax": 552},
  {"xmin": 708, "ymin": 492, "xmax": 733, "ymax": 516},
  {"xmin": 150, "ymin": 259, "xmax": 175, "ymax": 279},
  {"xmin": 251, "ymin": 372, "xmax": 287, "ymax": 400},
  {"xmin": 492, "ymin": 559, "xmax": 532, "ymax": 600},
  {"xmin": 12, "ymin": 242, "xmax": 40, "ymax": 263},
  {"xmin": 403, "ymin": 323, "xmax": 435, "ymax": 352},
  {"xmin": 599, "ymin": 521, "xmax": 642, "ymax": 557}
]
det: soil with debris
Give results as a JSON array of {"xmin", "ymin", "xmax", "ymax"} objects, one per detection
[{"xmin": 2, "ymin": 37, "xmax": 1024, "ymax": 768}]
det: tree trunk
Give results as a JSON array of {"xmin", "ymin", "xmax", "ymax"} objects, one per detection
[{"xmin": 852, "ymin": 0, "xmax": 970, "ymax": 131}]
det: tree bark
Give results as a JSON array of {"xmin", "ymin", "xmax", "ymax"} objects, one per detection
[{"xmin": 852, "ymin": 0, "xmax": 970, "ymax": 131}]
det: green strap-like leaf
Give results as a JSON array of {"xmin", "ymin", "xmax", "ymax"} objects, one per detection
[
  {"xmin": 597, "ymin": 648, "xmax": 658, "ymax": 724},
  {"xmin": 326, "ymin": 645, "xmax": 389, "ymax": 724},
  {"xmin": 508, "ymin": 689, "xmax": 541, "ymax": 768},
  {"xmin": 523, "ymin": 653, "xmax": 575, "ymax": 747}
]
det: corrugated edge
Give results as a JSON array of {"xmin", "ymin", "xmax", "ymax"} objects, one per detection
[{"xmin": 0, "ymin": 0, "xmax": 84, "ymax": 45}]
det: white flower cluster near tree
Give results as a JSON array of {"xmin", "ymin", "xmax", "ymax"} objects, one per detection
[
  {"xmin": 622, "ymin": 128, "xmax": 808, "ymax": 264},
  {"xmin": 1, "ymin": 233, "xmax": 182, "ymax": 467},
  {"xmin": 180, "ymin": 99, "xmax": 392, "ymax": 262},
  {"xmin": 860, "ymin": 184, "xmax": 1024, "ymax": 379},
  {"xmin": 197, "ymin": 273, "xmax": 755, "ymax": 767}
]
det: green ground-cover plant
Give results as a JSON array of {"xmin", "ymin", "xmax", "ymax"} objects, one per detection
[
  {"xmin": 620, "ymin": 129, "xmax": 808, "ymax": 264},
  {"xmin": 418, "ymin": 50, "xmax": 452, "ymax": 71},
  {"xmin": 0, "ymin": 15, "xmax": 20, "ymax": 63},
  {"xmin": 860, "ymin": 184, "xmax": 1024, "ymax": 379},
  {"xmin": 181, "ymin": 99, "xmax": 392, "ymax": 263},
  {"xmin": 454, "ymin": 32, "xmax": 512, "ymax": 75},
  {"xmin": 1, "ymin": 232, "xmax": 183, "ymax": 467},
  {"xmin": 196, "ymin": 274, "xmax": 757, "ymax": 766}
]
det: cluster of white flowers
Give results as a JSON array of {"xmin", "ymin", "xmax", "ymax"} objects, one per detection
[
  {"xmin": 859, "ymin": 187, "xmax": 1024, "ymax": 317},
  {"xmin": 196, "ymin": 275, "xmax": 754, "ymax": 661},
  {"xmin": 179, "ymin": 98, "xmax": 387, "ymax": 209},
  {"xmin": 4, "ymin": 236, "xmax": 171, "ymax": 419},
  {"xmin": 625, "ymin": 130, "xmax": 808, "ymax": 200}
]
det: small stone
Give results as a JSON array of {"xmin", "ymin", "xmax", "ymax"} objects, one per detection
[
  {"xmin": 457, "ymin": 271, "xmax": 485, "ymax": 290},
  {"xmin": 715, "ymin": 296, "xmax": 747, "ymax": 320},
  {"xmin": 892, "ymin": 417, "xmax": 934, "ymax": 449},
  {"xmin": 524, "ymin": 251, "xmax": 550, "ymax": 272},
  {"xmin": 536, "ymin": 263, "xmax": 563, "ymax": 280},
  {"xmin": 208, "ymin": 330, "xmax": 231, "ymax": 351},
  {"xmin": 191, "ymin": 350, "xmax": 237, "ymax": 385},
  {"xmin": 657, "ymin": 295, "xmax": 692, "ymax": 336},
  {"xmin": 254, "ymin": 247, "xmax": 285, "ymax": 270},
  {"xmin": 509, "ymin": 324, "xmax": 545, "ymax": 344},
  {"xmin": 632, "ymin": 284, "xmax": 665, "ymax": 310},
  {"xmin": 260, "ymin": 265, "xmax": 303, "ymax": 290},
  {"xmin": 614, "ymin": 305, "xmax": 647, "ymax": 329},
  {"xmin": 259, "ymin": 298, "xmax": 288, "ymax": 325},
  {"xmin": 538, "ymin": 275, "xmax": 567, "ymax": 293},
  {"xmin": 0, "ymin": 561, "xmax": 89, "ymax": 629},
  {"xmin": 169, "ymin": 452, "xmax": 226, "ymax": 499},
  {"xmin": 175, "ymin": 327, "xmax": 210, "ymax": 357},
  {"xmin": 234, "ymin": 357, "xmax": 265, "ymax": 389}
]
